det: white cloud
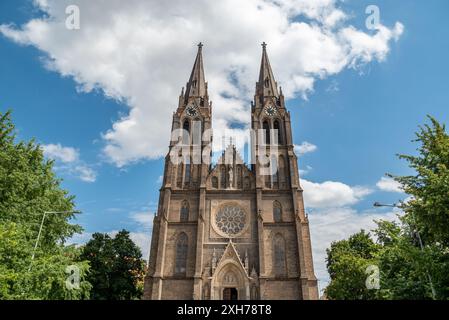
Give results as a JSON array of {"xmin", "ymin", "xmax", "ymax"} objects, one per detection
[
  {"xmin": 376, "ymin": 176, "xmax": 403, "ymax": 193},
  {"xmin": 129, "ymin": 232, "xmax": 152, "ymax": 261},
  {"xmin": 0, "ymin": 0, "xmax": 404, "ymax": 167},
  {"xmin": 299, "ymin": 165, "xmax": 313, "ymax": 176},
  {"xmin": 42, "ymin": 143, "xmax": 79, "ymax": 163},
  {"xmin": 66, "ymin": 231, "xmax": 92, "ymax": 246},
  {"xmin": 130, "ymin": 210, "xmax": 154, "ymax": 260},
  {"xmin": 308, "ymin": 207, "xmax": 400, "ymax": 293},
  {"xmin": 302, "ymin": 179, "xmax": 373, "ymax": 208},
  {"xmin": 131, "ymin": 211, "xmax": 154, "ymax": 230},
  {"xmin": 74, "ymin": 165, "xmax": 97, "ymax": 183},
  {"xmin": 42, "ymin": 143, "xmax": 97, "ymax": 182},
  {"xmin": 295, "ymin": 141, "xmax": 318, "ymax": 156}
]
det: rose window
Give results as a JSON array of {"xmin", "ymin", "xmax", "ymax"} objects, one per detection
[{"xmin": 215, "ymin": 205, "xmax": 246, "ymax": 236}]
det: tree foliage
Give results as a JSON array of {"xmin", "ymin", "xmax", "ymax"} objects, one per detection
[
  {"xmin": 80, "ymin": 230, "xmax": 146, "ymax": 300},
  {"xmin": 325, "ymin": 117, "xmax": 449, "ymax": 300},
  {"xmin": 325, "ymin": 231, "xmax": 380, "ymax": 300},
  {"xmin": 0, "ymin": 110, "xmax": 91, "ymax": 299}
]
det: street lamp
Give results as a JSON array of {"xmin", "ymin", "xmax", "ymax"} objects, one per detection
[
  {"xmin": 373, "ymin": 202, "xmax": 436, "ymax": 300},
  {"xmin": 29, "ymin": 210, "xmax": 82, "ymax": 271}
]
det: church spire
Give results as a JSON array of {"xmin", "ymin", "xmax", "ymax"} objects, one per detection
[
  {"xmin": 184, "ymin": 42, "xmax": 207, "ymax": 102},
  {"xmin": 256, "ymin": 42, "xmax": 279, "ymax": 97}
]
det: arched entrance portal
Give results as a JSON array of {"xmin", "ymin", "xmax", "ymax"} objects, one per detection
[
  {"xmin": 223, "ymin": 288, "xmax": 238, "ymax": 300},
  {"xmin": 210, "ymin": 241, "xmax": 252, "ymax": 300},
  {"xmin": 211, "ymin": 262, "xmax": 249, "ymax": 300}
]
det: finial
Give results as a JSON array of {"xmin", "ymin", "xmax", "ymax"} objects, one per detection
[
  {"xmin": 198, "ymin": 42, "xmax": 203, "ymax": 50},
  {"xmin": 261, "ymin": 42, "xmax": 267, "ymax": 50}
]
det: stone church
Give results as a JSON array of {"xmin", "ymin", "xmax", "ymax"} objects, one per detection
[{"xmin": 143, "ymin": 43, "xmax": 319, "ymax": 300}]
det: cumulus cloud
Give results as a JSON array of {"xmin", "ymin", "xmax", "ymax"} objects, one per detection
[
  {"xmin": 73, "ymin": 165, "xmax": 97, "ymax": 183},
  {"xmin": 131, "ymin": 211, "xmax": 154, "ymax": 230},
  {"xmin": 41, "ymin": 143, "xmax": 97, "ymax": 182},
  {"xmin": 376, "ymin": 176, "xmax": 403, "ymax": 193},
  {"xmin": 0, "ymin": 0, "xmax": 404, "ymax": 166},
  {"xmin": 42, "ymin": 143, "xmax": 79, "ymax": 163},
  {"xmin": 295, "ymin": 141, "xmax": 318, "ymax": 156},
  {"xmin": 302, "ymin": 179, "xmax": 373, "ymax": 208}
]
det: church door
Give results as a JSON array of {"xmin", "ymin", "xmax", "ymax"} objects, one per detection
[{"xmin": 223, "ymin": 288, "xmax": 238, "ymax": 300}]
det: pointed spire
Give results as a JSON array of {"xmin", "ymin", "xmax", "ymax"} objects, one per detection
[
  {"xmin": 256, "ymin": 42, "xmax": 279, "ymax": 97},
  {"xmin": 184, "ymin": 42, "xmax": 207, "ymax": 102}
]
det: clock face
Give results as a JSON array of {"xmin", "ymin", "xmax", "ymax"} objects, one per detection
[
  {"xmin": 265, "ymin": 105, "xmax": 277, "ymax": 117},
  {"xmin": 186, "ymin": 105, "xmax": 198, "ymax": 117}
]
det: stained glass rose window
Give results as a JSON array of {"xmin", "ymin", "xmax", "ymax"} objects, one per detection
[{"xmin": 215, "ymin": 205, "xmax": 246, "ymax": 236}]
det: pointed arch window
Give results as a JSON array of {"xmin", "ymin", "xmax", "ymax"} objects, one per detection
[
  {"xmin": 175, "ymin": 233, "xmax": 188, "ymax": 276},
  {"xmin": 183, "ymin": 119, "xmax": 190, "ymax": 133},
  {"xmin": 263, "ymin": 121, "xmax": 270, "ymax": 144},
  {"xmin": 244, "ymin": 176, "xmax": 250, "ymax": 190},
  {"xmin": 176, "ymin": 163, "xmax": 183, "ymax": 188},
  {"xmin": 212, "ymin": 176, "xmax": 218, "ymax": 189},
  {"xmin": 279, "ymin": 155, "xmax": 287, "ymax": 188},
  {"xmin": 271, "ymin": 155, "xmax": 278, "ymax": 185},
  {"xmin": 183, "ymin": 120, "xmax": 190, "ymax": 144},
  {"xmin": 236, "ymin": 165, "xmax": 243, "ymax": 189},
  {"xmin": 274, "ymin": 234, "xmax": 287, "ymax": 277},
  {"xmin": 273, "ymin": 120, "xmax": 282, "ymax": 145},
  {"xmin": 220, "ymin": 165, "xmax": 227, "ymax": 189},
  {"xmin": 273, "ymin": 201, "xmax": 282, "ymax": 222},
  {"xmin": 180, "ymin": 201, "xmax": 189, "ymax": 222},
  {"xmin": 184, "ymin": 158, "xmax": 191, "ymax": 185}
]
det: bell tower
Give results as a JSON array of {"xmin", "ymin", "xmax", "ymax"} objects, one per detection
[{"xmin": 251, "ymin": 43, "xmax": 318, "ymax": 299}]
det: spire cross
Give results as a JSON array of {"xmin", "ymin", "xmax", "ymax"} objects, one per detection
[
  {"xmin": 261, "ymin": 42, "xmax": 267, "ymax": 49},
  {"xmin": 198, "ymin": 42, "xmax": 203, "ymax": 50}
]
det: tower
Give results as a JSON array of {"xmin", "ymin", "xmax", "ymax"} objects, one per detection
[{"xmin": 143, "ymin": 43, "xmax": 318, "ymax": 300}]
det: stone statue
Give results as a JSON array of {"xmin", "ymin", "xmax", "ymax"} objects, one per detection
[{"xmin": 228, "ymin": 166, "xmax": 233, "ymax": 189}]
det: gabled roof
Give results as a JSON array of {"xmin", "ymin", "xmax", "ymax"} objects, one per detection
[{"xmin": 214, "ymin": 240, "xmax": 248, "ymax": 277}]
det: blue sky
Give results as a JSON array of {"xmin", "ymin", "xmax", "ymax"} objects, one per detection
[{"xmin": 1, "ymin": 0, "xmax": 448, "ymax": 291}]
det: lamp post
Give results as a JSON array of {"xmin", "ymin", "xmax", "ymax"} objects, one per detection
[
  {"xmin": 28, "ymin": 210, "xmax": 81, "ymax": 272},
  {"xmin": 373, "ymin": 202, "xmax": 436, "ymax": 300}
]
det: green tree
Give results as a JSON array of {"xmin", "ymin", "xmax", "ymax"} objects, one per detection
[
  {"xmin": 325, "ymin": 230, "xmax": 380, "ymax": 300},
  {"xmin": 0, "ymin": 110, "xmax": 91, "ymax": 299},
  {"xmin": 393, "ymin": 116, "xmax": 449, "ymax": 246},
  {"xmin": 80, "ymin": 230, "xmax": 146, "ymax": 300},
  {"xmin": 324, "ymin": 117, "xmax": 449, "ymax": 300}
]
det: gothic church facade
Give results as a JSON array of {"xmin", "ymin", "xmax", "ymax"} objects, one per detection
[{"xmin": 143, "ymin": 43, "xmax": 318, "ymax": 300}]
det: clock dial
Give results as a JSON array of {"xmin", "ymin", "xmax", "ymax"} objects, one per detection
[
  {"xmin": 186, "ymin": 105, "xmax": 198, "ymax": 117},
  {"xmin": 265, "ymin": 105, "xmax": 277, "ymax": 116}
]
